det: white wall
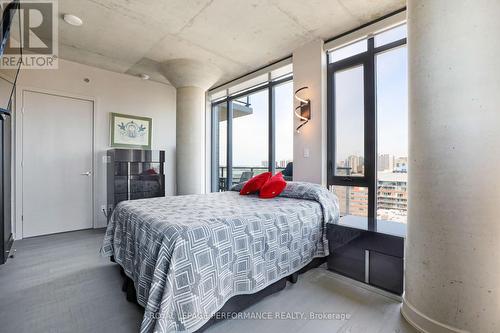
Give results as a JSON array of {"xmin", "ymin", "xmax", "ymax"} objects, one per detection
[
  {"xmin": 11, "ymin": 59, "xmax": 176, "ymax": 237},
  {"xmin": 292, "ymin": 39, "xmax": 327, "ymax": 185}
]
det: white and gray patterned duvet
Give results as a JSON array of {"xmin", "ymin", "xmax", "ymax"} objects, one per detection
[{"xmin": 101, "ymin": 182, "xmax": 339, "ymax": 333}]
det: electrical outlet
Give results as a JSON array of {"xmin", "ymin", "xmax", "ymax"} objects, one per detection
[
  {"xmin": 100, "ymin": 205, "xmax": 107, "ymax": 212},
  {"xmin": 303, "ymin": 148, "xmax": 310, "ymax": 158}
]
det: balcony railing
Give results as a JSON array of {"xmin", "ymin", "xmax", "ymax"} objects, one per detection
[{"xmin": 217, "ymin": 166, "xmax": 286, "ymax": 191}]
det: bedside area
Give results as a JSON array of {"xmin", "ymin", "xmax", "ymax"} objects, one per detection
[{"xmin": 327, "ymin": 216, "xmax": 406, "ymax": 296}]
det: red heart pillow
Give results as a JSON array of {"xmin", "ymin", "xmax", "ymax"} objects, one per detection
[
  {"xmin": 240, "ymin": 172, "xmax": 272, "ymax": 195},
  {"xmin": 259, "ymin": 173, "xmax": 287, "ymax": 199}
]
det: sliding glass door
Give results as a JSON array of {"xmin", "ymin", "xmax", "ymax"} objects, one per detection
[
  {"xmin": 211, "ymin": 104, "xmax": 228, "ymax": 191},
  {"xmin": 231, "ymin": 90, "xmax": 269, "ymax": 185},
  {"xmin": 274, "ymin": 81, "xmax": 294, "ymax": 178},
  {"xmin": 211, "ymin": 76, "xmax": 293, "ymax": 192}
]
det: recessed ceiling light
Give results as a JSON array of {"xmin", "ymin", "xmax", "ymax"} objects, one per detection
[
  {"xmin": 139, "ymin": 74, "xmax": 150, "ymax": 80},
  {"xmin": 63, "ymin": 14, "xmax": 83, "ymax": 26}
]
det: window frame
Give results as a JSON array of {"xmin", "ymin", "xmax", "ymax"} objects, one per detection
[
  {"xmin": 211, "ymin": 75, "xmax": 293, "ymax": 192},
  {"xmin": 327, "ymin": 27, "xmax": 407, "ymax": 224}
]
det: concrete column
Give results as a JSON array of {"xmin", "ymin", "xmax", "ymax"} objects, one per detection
[
  {"xmin": 403, "ymin": 1, "xmax": 500, "ymax": 332},
  {"xmin": 162, "ymin": 59, "xmax": 221, "ymax": 195}
]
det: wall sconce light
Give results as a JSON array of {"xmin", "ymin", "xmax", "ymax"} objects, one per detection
[{"xmin": 294, "ymin": 86, "xmax": 311, "ymax": 133}]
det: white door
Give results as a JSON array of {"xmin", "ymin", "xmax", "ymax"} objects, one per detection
[{"xmin": 22, "ymin": 91, "xmax": 93, "ymax": 238}]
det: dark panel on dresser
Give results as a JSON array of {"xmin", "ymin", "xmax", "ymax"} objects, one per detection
[
  {"xmin": 327, "ymin": 227, "xmax": 365, "ymax": 282},
  {"xmin": 107, "ymin": 149, "xmax": 165, "ymax": 221},
  {"xmin": 369, "ymin": 251, "xmax": 404, "ymax": 294}
]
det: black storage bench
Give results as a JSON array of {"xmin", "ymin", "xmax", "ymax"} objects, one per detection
[{"xmin": 326, "ymin": 216, "xmax": 405, "ymax": 295}]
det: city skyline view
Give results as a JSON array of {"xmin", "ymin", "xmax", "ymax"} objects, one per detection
[{"xmin": 334, "ymin": 153, "xmax": 408, "ymax": 224}]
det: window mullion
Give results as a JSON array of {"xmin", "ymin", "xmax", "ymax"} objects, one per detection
[
  {"xmin": 226, "ymin": 100, "xmax": 233, "ymax": 190},
  {"xmin": 268, "ymin": 85, "xmax": 276, "ymax": 174},
  {"xmin": 210, "ymin": 105, "xmax": 219, "ymax": 192},
  {"xmin": 365, "ymin": 37, "xmax": 377, "ymax": 223}
]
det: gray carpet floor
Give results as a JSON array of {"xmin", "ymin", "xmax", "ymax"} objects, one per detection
[{"xmin": 0, "ymin": 229, "xmax": 417, "ymax": 333}]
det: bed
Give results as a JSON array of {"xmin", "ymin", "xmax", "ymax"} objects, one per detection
[{"xmin": 101, "ymin": 182, "xmax": 340, "ymax": 333}]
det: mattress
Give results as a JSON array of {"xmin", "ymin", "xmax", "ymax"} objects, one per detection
[{"xmin": 101, "ymin": 182, "xmax": 339, "ymax": 333}]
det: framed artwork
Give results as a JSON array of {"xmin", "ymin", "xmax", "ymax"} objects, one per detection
[{"xmin": 110, "ymin": 113, "xmax": 152, "ymax": 149}]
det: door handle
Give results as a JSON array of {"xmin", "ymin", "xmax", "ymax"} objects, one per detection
[{"xmin": 80, "ymin": 171, "xmax": 92, "ymax": 176}]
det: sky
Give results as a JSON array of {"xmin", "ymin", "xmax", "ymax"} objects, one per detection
[
  {"xmin": 336, "ymin": 45, "xmax": 408, "ymax": 162},
  {"xmin": 376, "ymin": 46, "xmax": 408, "ymax": 158}
]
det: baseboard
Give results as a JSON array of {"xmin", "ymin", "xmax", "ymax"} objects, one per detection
[
  {"xmin": 324, "ymin": 270, "xmax": 402, "ymax": 302},
  {"xmin": 401, "ymin": 297, "xmax": 469, "ymax": 333}
]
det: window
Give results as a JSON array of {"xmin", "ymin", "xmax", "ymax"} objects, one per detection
[
  {"xmin": 213, "ymin": 104, "xmax": 227, "ymax": 189},
  {"xmin": 334, "ymin": 65, "xmax": 365, "ymax": 177},
  {"xmin": 332, "ymin": 186, "xmax": 369, "ymax": 217},
  {"xmin": 328, "ymin": 24, "xmax": 407, "ymax": 225},
  {"xmin": 211, "ymin": 73, "xmax": 293, "ymax": 192},
  {"xmin": 231, "ymin": 90, "xmax": 269, "ymax": 184},
  {"xmin": 376, "ymin": 45, "xmax": 408, "ymax": 223},
  {"xmin": 273, "ymin": 81, "xmax": 294, "ymax": 175},
  {"xmin": 330, "ymin": 39, "xmax": 367, "ymax": 62},
  {"xmin": 374, "ymin": 25, "xmax": 407, "ymax": 47}
]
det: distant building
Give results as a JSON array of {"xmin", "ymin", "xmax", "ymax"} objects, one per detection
[
  {"xmin": 377, "ymin": 171, "xmax": 408, "ymax": 223},
  {"xmin": 378, "ymin": 154, "xmax": 395, "ymax": 171},
  {"xmin": 332, "ymin": 186, "xmax": 369, "ymax": 217},
  {"xmin": 394, "ymin": 157, "xmax": 408, "ymax": 173},
  {"xmin": 277, "ymin": 160, "xmax": 289, "ymax": 168},
  {"xmin": 332, "ymin": 170, "xmax": 408, "ymax": 224},
  {"xmin": 345, "ymin": 155, "xmax": 364, "ymax": 175}
]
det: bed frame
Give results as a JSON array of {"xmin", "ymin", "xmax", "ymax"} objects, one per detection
[{"xmin": 117, "ymin": 257, "xmax": 326, "ymax": 332}]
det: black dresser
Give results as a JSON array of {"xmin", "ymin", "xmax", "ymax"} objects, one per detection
[
  {"xmin": 107, "ymin": 149, "xmax": 165, "ymax": 218},
  {"xmin": 327, "ymin": 216, "xmax": 405, "ymax": 295}
]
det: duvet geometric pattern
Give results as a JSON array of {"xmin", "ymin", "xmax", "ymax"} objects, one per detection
[{"xmin": 101, "ymin": 182, "xmax": 339, "ymax": 333}]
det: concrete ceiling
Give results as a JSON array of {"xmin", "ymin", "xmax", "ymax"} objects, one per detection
[{"xmin": 57, "ymin": 0, "xmax": 405, "ymax": 87}]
